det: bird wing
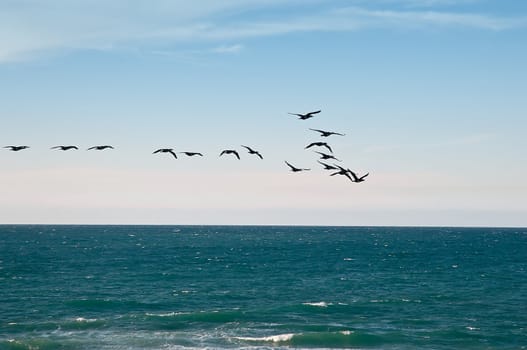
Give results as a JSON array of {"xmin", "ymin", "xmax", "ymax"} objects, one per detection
[
  {"xmin": 305, "ymin": 143, "xmax": 316, "ymax": 149},
  {"xmin": 168, "ymin": 150, "xmax": 178, "ymax": 159},
  {"xmin": 241, "ymin": 145, "xmax": 253, "ymax": 152},
  {"xmin": 288, "ymin": 113, "xmax": 301, "ymax": 117},
  {"xmin": 233, "ymin": 151, "xmax": 240, "ymax": 159},
  {"xmin": 324, "ymin": 143, "xmax": 333, "ymax": 153},
  {"xmin": 343, "ymin": 172, "xmax": 353, "ymax": 181},
  {"xmin": 153, "ymin": 149, "xmax": 162, "ymax": 154},
  {"xmin": 220, "ymin": 150, "xmax": 226, "ymax": 156},
  {"xmin": 348, "ymin": 170, "xmax": 359, "ymax": 181},
  {"xmin": 87, "ymin": 146, "xmax": 96, "ymax": 150},
  {"xmin": 51, "ymin": 146, "xmax": 60, "ymax": 149},
  {"xmin": 256, "ymin": 152, "xmax": 263, "ymax": 159},
  {"xmin": 285, "ymin": 161, "xmax": 295, "ymax": 170},
  {"xmin": 309, "ymin": 110, "xmax": 322, "ymax": 115},
  {"xmin": 359, "ymin": 173, "xmax": 370, "ymax": 180},
  {"xmin": 309, "ymin": 128, "xmax": 325, "ymax": 134}
]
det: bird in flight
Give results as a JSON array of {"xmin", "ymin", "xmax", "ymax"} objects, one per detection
[
  {"xmin": 288, "ymin": 110, "xmax": 321, "ymax": 120},
  {"xmin": 87, "ymin": 145, "xmax": 114, "ymax": 150},
  {"xmin": 4, "ymin": 146, "xmax": 29, "ymax": 151},
  {"xmin": 330, "ymin": 165, "xmax": 369, "ymax": 183},
  {"xmin": 241, "ymin": 145, "xmax": 263, "ymax": 159},
  {"xmin": 309, "ymin": 128, "xmax": 345, "ymax": 137},
  {"xmin": 220, "ymin": 149, "xmax": 240, "ymax": 160},
  {"xmin": 318, "ymin": 160, "xmax": 338, "ymax": 170},
  {"xmin": 153, "ymin": 148, "xmax": 178, "ymax": 159},
  {"xmin": 51, "ymin": 146, "xmax": 78, "ymax": 151},
  {"xmin": 305, "ymin": 142, "xmax": 333, "ymax": 153},
  {"xmin": 285, "ymin": 161, "xmax": 310, "ymax": 172},
  {"xmin": 348, "ymin": 169, "xmax": 369, "ymax": 183},
  {"xmin": 179, "ymin": 152, "xmax": 203, "ymax": 157},
  {"xmin": 315, "ymin": 151, "xmax": 341, "ymax": 162},
  {"xmin": 330, "ymin": 165, "xmax": 354, "ymax": 182}
]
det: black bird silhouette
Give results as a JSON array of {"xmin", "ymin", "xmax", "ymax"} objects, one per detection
[
  {"xmin": 51, "ymin": 145, "xmax": 78, "ymax": 151},
  {"xmin": 348, "ymin": 169, "xmax": 369, "ymax": 183},
  {"xmin": 288, "ymin": 110, "xmax": 321, "ymax": 120},
  {"xmin": 4, "ymin": 146, "xmax": 29, "ymax": 151},
  {"xmin": 153, "ymin": 148, "xmax": 178, "ymax": 159},
  {"xmin": 318, "ymin": 160, "xmax": 338, "ymax": 170},
  {"xmin": 330, "ymin": 165, "xmax": 354, "ymax": 182},
  {"xmin": 87, "ymin": 145, "xmax": 114, "ymax": 150},
  {"xmin": 315, "ymin": 151, "xmax": 341, "ymax": 162},
  {"xmin": 285, "ymin": 161, "xmax": 310, "ymax": 172},
  {"xmin": 330, "ymin": 165, "xmax": 369, "ymax": 183},
  {"xmin": 309, "ymin": 128, "xmax": 345, "ymax": 137},
  {"xmin": 179, "ymin": 152, "xmax": 203, "ymax": 157},
  {"xmin": 220, "ymin": 149, "xmax": 240, "ymax": 160},
  {"xmin": 241, "ymin": 145, "xmax": 263, "ymax": 159},
  {"xmin": 305, "ymin": 142, "xmax": 333, "ymax": 153}
]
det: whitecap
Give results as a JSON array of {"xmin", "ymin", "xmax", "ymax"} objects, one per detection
[
  {"xmin": 75, "ymin": 317, "xmax": 97, "ymax": 322},
  {"xmin": 145, "ymin": 312, "xmax": 188, "ymax": 317},
  {"xmin": 303, "ymin": 301, "xmax": 331, "ymax": 307},
  {"xmin": 235, "ymin": 333, "xmax": 297, "ymax": 342}
]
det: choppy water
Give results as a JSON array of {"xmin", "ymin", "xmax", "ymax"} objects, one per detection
[{"xmin": 0, "ymin": 225, "xmax": 526, "ymax": 349}]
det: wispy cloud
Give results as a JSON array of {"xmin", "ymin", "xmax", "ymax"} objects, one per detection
[
  {"xmin": 211, "ymin": 44, "xmax": 244, "ymax": 54},
  {"xmin": 0, "ymin": 1, "xmax": 525, "ymax": 63},
  {"xmin": 334, "ymin": 7, "xmax": 526, "ymax": 30}
]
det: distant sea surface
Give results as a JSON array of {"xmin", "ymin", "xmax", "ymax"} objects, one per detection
[{"xmin": 1, "ymin": 225, "xmax": 526, "ymax": 349}]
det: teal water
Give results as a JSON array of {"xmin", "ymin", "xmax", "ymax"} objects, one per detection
[{"xmin": 0, "ymin": 225, "xmax": 526, "ymax": 349}]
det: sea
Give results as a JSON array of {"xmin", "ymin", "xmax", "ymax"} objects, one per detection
[{"xmin": 0, "ymin": 225, "xmax": 525, "ymax": 350}]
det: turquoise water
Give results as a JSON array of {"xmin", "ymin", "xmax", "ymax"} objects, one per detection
[{"xmin": 0, "ymin": 225, "xmax": 526, "ymax": 349}]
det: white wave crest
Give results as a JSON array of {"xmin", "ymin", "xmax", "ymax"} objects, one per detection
[
  {"xmin": 145, "ymin": 312, "xmax": 188, "ymax": 317},
  {"xmin": 74, "ymin": 317, "xmax": 97, "ymax": 322},
  {"xmin": 235, "ymin": 333, "xmax": 297, "ymax": 343},
  {"xmin": 303, "ymin": 301, "xmax": 331, "ymax": 307}
]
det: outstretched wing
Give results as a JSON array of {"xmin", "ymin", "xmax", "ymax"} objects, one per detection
[
  {"xmin": 168, "ymin": 150, "xmax": 178, "ymax": 159},
  {"xmin": 359, "ymin": 172, "xmax": 370, "ymax": 181}
]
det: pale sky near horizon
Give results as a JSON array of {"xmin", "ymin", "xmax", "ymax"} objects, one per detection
[{"xmin": 1, "ymin": 0, "xmax": 526, "ymax": 226}]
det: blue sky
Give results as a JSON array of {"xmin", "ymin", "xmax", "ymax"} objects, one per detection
[{"xmin": 1, "ymin": 0, "xmax": 526, "ymax": 226}]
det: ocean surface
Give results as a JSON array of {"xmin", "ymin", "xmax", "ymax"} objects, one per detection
[{"xmin": 0, "ymin": 225, "xmax": 526, "ymax": 350}]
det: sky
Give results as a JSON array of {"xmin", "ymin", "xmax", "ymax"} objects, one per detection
[{"xmin": 1, "ymin": 0, "xmax": 526, "ymax": 226}]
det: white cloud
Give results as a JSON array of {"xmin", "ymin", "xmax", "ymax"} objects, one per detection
[
  {"xmin": 0, "ymin": 1, "xmax": 525, "ymax": 63},
  {"xmin": 211, "ymin": 44, "xmax": 244, "ymax": 54}
]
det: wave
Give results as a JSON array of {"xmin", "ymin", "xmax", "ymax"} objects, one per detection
[
  {"xmin": 0, "ymin": 338, "xmax": 78, "ymax": 350},
  {"xmin": 234, "ymin": 330, "xmax": 387, "ymax": 348},
  {"xmin": 140, "ymin": 309, "xmax": 250, "ymax": 330},
  {"xmin": 302, "ymin": 301, "xmax": 332, "ymax": 307}
]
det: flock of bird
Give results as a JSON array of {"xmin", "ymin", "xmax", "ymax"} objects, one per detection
[
  {"xmin": 3, "ymin": 110, "xmax": 369, "ymax": 183},
  {"xmin": 283, "ymin": 110, "xmax": 369, "ymax": 183}
]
